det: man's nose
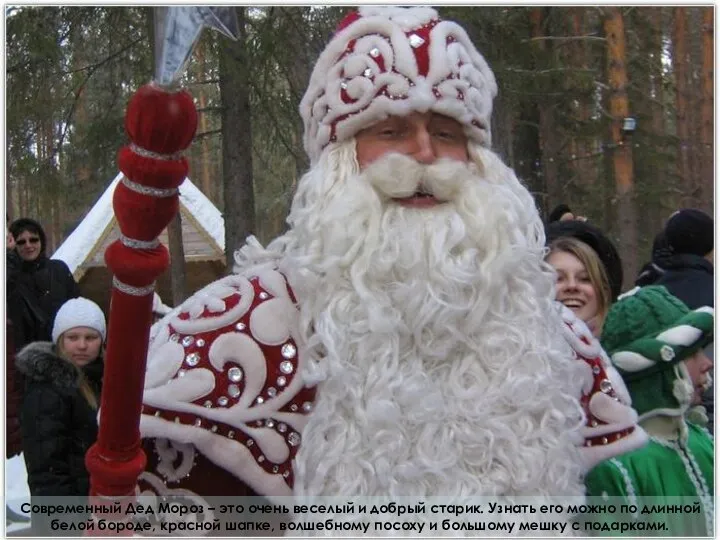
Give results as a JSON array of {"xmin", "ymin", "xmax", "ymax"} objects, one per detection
[{"xmin": 411, "ymin": 127, "xmax": 436, "ymax": 164}]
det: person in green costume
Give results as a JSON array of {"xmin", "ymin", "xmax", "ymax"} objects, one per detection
[{"xmin": 585, "ymin": 285, "xmax": 713, "ymax": 536}]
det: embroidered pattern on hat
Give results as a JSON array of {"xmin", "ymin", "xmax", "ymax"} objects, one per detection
[{"xmin": 300, "ymin": 7, "xmax": 498, "ymax": 163}]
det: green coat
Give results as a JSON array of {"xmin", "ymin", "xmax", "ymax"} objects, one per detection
[{"xmin": 585, "ymin": 423, "xmax": 713, "ymax": 536}]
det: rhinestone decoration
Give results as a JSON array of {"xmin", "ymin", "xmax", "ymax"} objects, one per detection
[
  {"xmin": 272, "ymin": 466, "xmax": 279, "ymax": 473},
  {"xmin": 591, "ymin": 420, "xmax": 598, "ymax": 427},
  {"xmin": 170, "ymin": 334, "xmax": 179, "ymax": 342},
  {"xmin": 660, "ymin": 345, "xmax": 675, "ymax": 362},
  {"xmin": 267, "ymin": 387, "xmax": 277, "ymax": 398},
  {"xmin": 290, "ymin": 404, "xmax": 298, "ymax": 412},
  {"xmin": 177, "ymin": 370, "xmax": 186, "ymax": 378},
  {"xmin": 228, "ymin": 431, "xmax": 235, "ymax": 439},
  {"xmin": 211, "ymin": 425, "xmax": 218, "ymax": 433},
  {"xmin": 266, "ymin": 419, "xmax": 275, "ymax": 428},
  {"xmin": 370, "ymin": 47, "xmax": 380, "ymax": 57},
  {"xmin": 280, "ymin": 361, "xmax": 294, "ymax": 374},
  {"xmin": 256, "ymin": 396, "xmax": 265, "ymax": 404},
  {"xmin": 217, "ymin": 396, "xmax": 229, "ymax": 407},
  {"xmin": 278, "ymin": 423, "xmax": 288, "ymax": 433},
  {"xmin": 182, "ymin": 336, "xmax": 194, "ymax": 347},
  {"xmin": 228, "ymin": 384, "xmax": 241, "ymax": 398},
  {"xmin": 247, "ymin": 439, "xmax": 254, "ymax": 447},
  {"xmin": 235, "ymin": 322, "xmax": 246, "ymax": 331},
  {"xmin": 258, "ymin": 456, "xmax": 265, "ymax": 463},
  {"xmin": 277, "ymin": 376, "xmax": 287, "ymax": 387},
  {"xmin": 601, "ymin": 437, "xmax": 608, "ymax": 444},
  {"xmin": 600, "ymin": 379, "xmax": 613, "ymax": 393},
  {"xmin": 408, "ymin": 34, "xmax": 425, "ymax": 48},
  {"xmin": 283, "ymin": 471, "xmax": 290, "ymax": 478},
  {"xmin": 288, "ymin": 432, "xmax": 301, "ymax": 446},
  {"xmin": 256, "ymin": 420, "xmax": 263, "ymax": 427},
  {"xmin": 259, "ymin": 292, "xmax": 269, "ymax": 300},
  {"xmin": 185, "ymin": 352, "xmax": 200, "ymax": 367},
  {"xmin": 154, "ymin": 411, "xmax": 161, "ymax": 417},
  {"xmin": 204, "ymin": 400, "xmax": 212, "ymax": 408},
  {"xmin": 340, "ymin": 81, "xmax": 348, "ymax": 89},
  {"xmin": 302, "ymin": 402, "xmax": 313, "ymax": 413},
  {"xmin": 196, "ymin": 338, "xmax": 205, "ymax": 347},
  {"xmin": 194, "ymin": 419, "xmax": 202, "ymax": 427},
  {"xmin": 281, "ymin": 343, "xmax": 297, "ymax": 359},
  {"xmin": 363, "ymin": 68, "xmax": 373, "ymax": 78},
  {"xmin": 228, "ymin": 367, "xmax": 243, "ymax": 382},
  {"xmin": 592, "ymin": 365, "xmax": 601, "ymax": 375}
]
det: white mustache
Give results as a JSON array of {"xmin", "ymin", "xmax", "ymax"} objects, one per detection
[{"xmin": 359, "ymin": 153, "xmax": 476, "ymax": 203}]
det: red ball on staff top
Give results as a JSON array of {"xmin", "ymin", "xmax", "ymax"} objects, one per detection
[{"xmin": 125, "ymin": 83, "xmax": 198, "ymax": 155}]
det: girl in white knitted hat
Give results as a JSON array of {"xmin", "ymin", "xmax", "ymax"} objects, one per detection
[{"xmin": 15, "ymin": 297, "xmax": 106, "ymax": 535}]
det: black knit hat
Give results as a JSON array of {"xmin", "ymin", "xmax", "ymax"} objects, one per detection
[
  {"xmin": 547, "ymin": 204, "xmax": 573, "ymax": 224},
  {"xmin": 545, "ymin": 220, "xmax": 624, "ymax": 301},
  {"xmin": 664, "ymin": 209, "xmax": 714, "ymax": 257}
]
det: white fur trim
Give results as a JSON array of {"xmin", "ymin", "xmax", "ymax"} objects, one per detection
[
  {"xmin": 585, "ymin": 393, "xmax": 638, "ymax": 434},
  {"xmin": 300, "ymin": 6, "xmax": 497, "ymax": 163},
  {"xmin": 580, "ymin": 428, "xmax": 648, "ymax": 471},
  {"xmin": 612, "ymin": 350, "xmax": 656, "ymax": 372},
  {"xmin": 557, "ymin": 303, "xmax": 602, "ymax": 358},
  {"xmin": 603, "ymin": 358, "xmax": 633, "ymax": 407}
]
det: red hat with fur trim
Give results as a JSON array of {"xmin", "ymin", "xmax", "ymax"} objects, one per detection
[{"xmin": 300, "ymin": 6, "xmax": 498, "ymax": 164}]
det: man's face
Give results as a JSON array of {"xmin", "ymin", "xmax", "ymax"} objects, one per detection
[
  {"xmin": 355, "ymin": 112, "xmax": 468, "ymax": 208},
  {"xmin": 15, "ymin": 229, "xmax": 41, "ymax": 261}
]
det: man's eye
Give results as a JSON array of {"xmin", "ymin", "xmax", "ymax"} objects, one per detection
[{"xmin": 433, "ymin": 130, "xmax": 458, "ymax": 140}]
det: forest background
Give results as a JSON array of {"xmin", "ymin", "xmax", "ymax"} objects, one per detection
[{"xmin": 5, "ymin": 6, "xmax": 715, "ymax": 293}]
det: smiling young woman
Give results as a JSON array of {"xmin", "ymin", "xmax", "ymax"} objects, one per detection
[{"xmin": 547, "ymin": 236, "xmax": 612, "ymax": 337}]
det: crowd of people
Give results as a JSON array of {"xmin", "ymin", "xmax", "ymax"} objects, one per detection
[{"xmin": 6, "ymin": 6, "xmax": 714, "ymax": 537}]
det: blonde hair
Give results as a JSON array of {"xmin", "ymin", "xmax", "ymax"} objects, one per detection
[
  {"xmin": 57, "ymin": 333, "xmax": 102, "ymax": 410},
  {"xmin": 547, "ymin": 236, "xmax": 612, "ymax": 327}
]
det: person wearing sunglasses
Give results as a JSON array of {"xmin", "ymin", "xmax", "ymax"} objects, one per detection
[{"xmin": 7, "ymin": 217, "xmax": 79, "ymax": 352}]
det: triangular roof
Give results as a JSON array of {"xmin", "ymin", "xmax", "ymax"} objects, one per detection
[{"xmin": 53, "ymin": 173, "xmax": 225, "ymax": 280}]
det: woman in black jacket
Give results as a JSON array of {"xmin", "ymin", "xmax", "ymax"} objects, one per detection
[
  {"xmin": 16, "ymin": 297, "xmax": 106, "ymax": 536},
  {"xmin": 7, "ymin": 218, "xmax": 79, "ymax": 350}
]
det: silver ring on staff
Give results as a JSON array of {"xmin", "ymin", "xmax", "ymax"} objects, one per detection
[
  {"xmin": 112, "ymin": 276, "xmax": 156, "ymax": 297},
  {"xmin": 120, "ymin": 234, "xmax": 161, "ymax": 250},
  {"xmin": 121, "ymin": 175, "xmax": 179, "ymax": 198},
  {"xmin": 129, "ymin": 142, "xmax": 183, "ymax": 161}
]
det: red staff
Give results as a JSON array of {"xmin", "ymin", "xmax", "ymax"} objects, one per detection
[{"xmin": 83, "ymin": 7, "xmax": 237, "ymax": 534}]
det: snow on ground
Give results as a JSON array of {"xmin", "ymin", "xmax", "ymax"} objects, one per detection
[{"xmin": 5, "ymin": 455, "xmax": 31, "ymax": 534}]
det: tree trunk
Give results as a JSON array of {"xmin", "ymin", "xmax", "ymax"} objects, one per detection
[
  {"xmin": 220, "ymin": 7, "xmax": 255, "ymax": 268},
  {"xmin": 167, "ymin": 212, "xmax": 188, "ymax": 305},
  {"xmin": 673, "ymin": 7, "xmax": 692, "ymax": 206},
  {"xmin": 604, "ymin": 7, "xmax": 638, "ymax": 290},
  {"xmin": 529, "ymin": 7, "xmax": 561, "ymax": 214},
  {"xmin": 196, "ymin": 40, "xmax": 214, "ymax": 200},
  {"xmin": 700, "ymin": 7, "xmax": 713, "ymax": 212}
]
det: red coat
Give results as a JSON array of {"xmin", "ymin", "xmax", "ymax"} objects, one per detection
[{"xmin": 6, "ymin": 318, "xmax": 24, "ymax": 458}]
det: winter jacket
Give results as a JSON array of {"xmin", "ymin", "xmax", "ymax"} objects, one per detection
[
  {"xmin": 6, "ymin": 318, "xmax": 23, "ymax": 459},
  {"xmin": 653, "ymin": 253, "xmax": 714, "ymax": 310},
  {"xmin": 6, "ymin": 250, "xmax": 79, "ymax": 350},
  {"xmin": 15, "ymin": 342, "xmax": 103, "ymax": 535}
]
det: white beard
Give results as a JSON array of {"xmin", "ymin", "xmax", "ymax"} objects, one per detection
[{"xmin": 235, "ymin": 142, "xmax": 587, "ymax": 502}]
